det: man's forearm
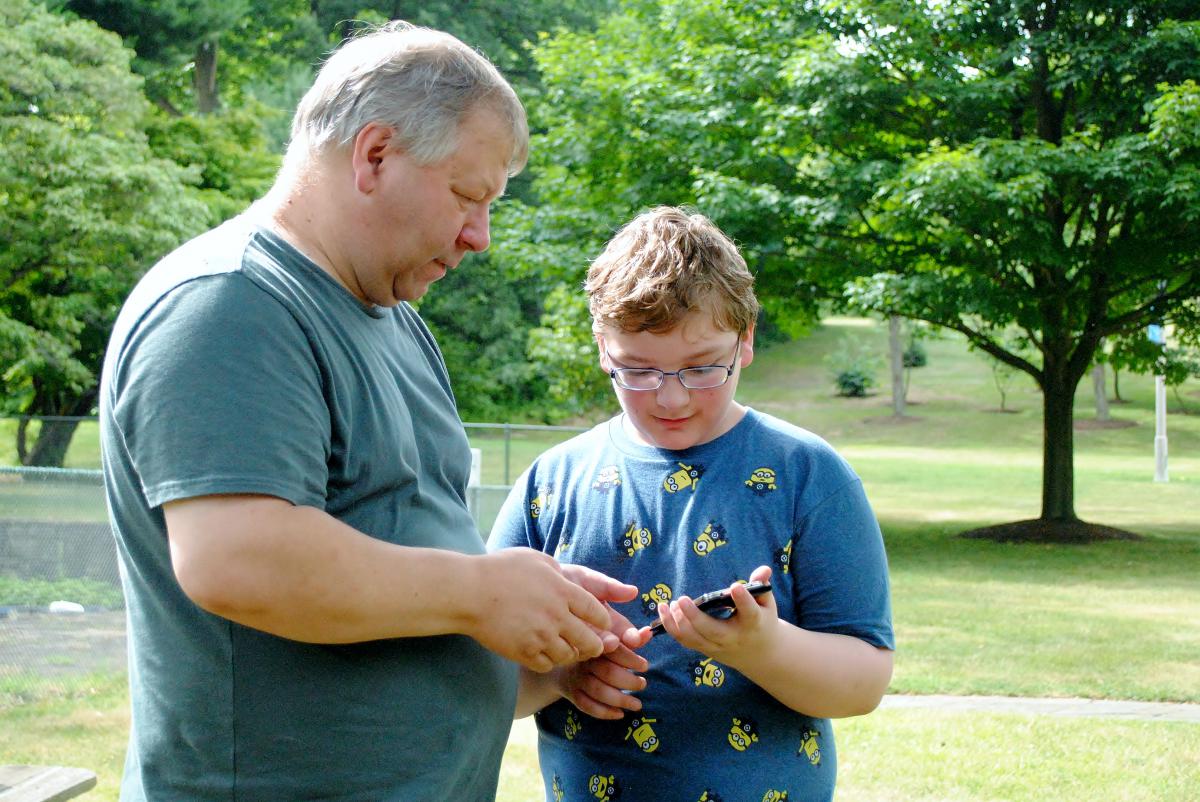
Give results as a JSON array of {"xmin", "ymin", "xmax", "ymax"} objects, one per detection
[
  {"xmin": 163, "ymin": 495, "xmax": 617, "ymax": 673},
  {"xmin": 166, "ymin": 496, "xmax": 485, "ymax": 642}
]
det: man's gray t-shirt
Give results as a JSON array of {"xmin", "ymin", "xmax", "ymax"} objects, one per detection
[{"xmin": 99, "ymin": 216, "xmax": 516, "ymax": 801}]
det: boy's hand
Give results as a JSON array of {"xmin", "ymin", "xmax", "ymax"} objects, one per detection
[
  {"xmin": 557, "ymin": 645, "xmax": 648, "ymax": 720},
  {"xmin": 559, "ymin": 563, "xmax": 645, "ymax": 652},
  {"xmin": 655, "ymin": 565, "xmax": 776, "ymax": 665}
]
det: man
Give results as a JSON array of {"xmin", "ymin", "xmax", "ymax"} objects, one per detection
[{"xmin": 100, "ymin": 22, "xmax": 636, "ymax": 801}]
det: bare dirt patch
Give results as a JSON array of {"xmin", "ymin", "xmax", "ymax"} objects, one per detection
[
  {"xmin": 1074, "ymin": 418, "xmax": 1137, "ymax": 430},
  {"xmin": 0, "ymin": 608, "xmax": 126, "ymax": 679}
]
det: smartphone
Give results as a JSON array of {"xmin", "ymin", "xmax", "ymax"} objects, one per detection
[{"xmin": 648, "ymin": 580, "xmax": 772, "ymax": 637}]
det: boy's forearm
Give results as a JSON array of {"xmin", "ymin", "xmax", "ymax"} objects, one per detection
[{"xmin": 730, "ymin": 620, "xmax": 893, "ymax": 718}]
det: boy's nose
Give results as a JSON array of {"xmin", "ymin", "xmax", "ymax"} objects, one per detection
[{"xmin": 655, "ymin": 373, "xmax": 691, "ymax": 406}]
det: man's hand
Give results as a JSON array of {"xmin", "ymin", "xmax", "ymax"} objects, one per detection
[
  {"xmin": 559, "ymin": 563, "xmax": 649, "ymax": 652},
  {"xmin": 464, "ymin": 548, "xmax": 617, "ymax": 673}
]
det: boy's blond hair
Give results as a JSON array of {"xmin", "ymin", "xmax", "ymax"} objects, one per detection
[{"xmin": 586, "ymin": 207, "xmax": 760, "ymax": 335}]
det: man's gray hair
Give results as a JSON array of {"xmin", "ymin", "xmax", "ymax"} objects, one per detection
[{"xmin": 288, "ymin": 21, "xmax": 528, "ymax": 174}]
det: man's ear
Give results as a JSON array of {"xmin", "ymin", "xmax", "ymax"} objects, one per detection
[{"xmin": 350, "ymin": 123, "xmax": 393, "ymax": 194}]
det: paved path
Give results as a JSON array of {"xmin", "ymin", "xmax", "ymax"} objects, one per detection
[
  {"xmin": 509, "ymin": 694, "xmax": 1200, "ymax": 745},
  {"xmin": 879, "ymin": 693, "xmax": 1200, "ymax": 722}
]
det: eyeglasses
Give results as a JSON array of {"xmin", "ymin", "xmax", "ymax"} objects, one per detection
[{"xmin": 605, "ymin": 341, "xmax": 741, "ymax": 391}]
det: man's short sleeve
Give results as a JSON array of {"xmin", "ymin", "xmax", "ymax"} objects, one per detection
[{"xmin": 109, "ymin": 273, "xmax": 330, "ymax": 509}]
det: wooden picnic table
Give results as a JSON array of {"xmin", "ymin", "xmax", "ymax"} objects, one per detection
[{"xmin": 0, "ymin": 766, "xmax": 96, "ymax": 802}]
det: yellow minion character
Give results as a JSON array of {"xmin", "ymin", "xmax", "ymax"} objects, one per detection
[
  {"xmin": 589, "ymin": 773, "xmax": 621, "ymax": 801},
  {"xmin": 692, "ymin": 522, "xmax": 729, "ymax": 557},
  {"xmin": 529, "ymin": 484, "xmax": 553, "ymax": 519},
  {"xmin": 564, "ymin": 709, "xmax": 582, "ymax": 741},
  {"xmin": 745, "ymin": 467, "xmax": 778, "ymax": 495},
  {"xmin": 689, "ymin": 656, "xmax": 726, "ymax": 688},
  {"xmin": 620, "ymin": 521, "xmax": 653, "ymax": 557},
  {"xmin": 798, "ymin": 728, "xmax": 822, "ymax": 765},
  {"xmin": 553, "ymin": 537, "xmax": 570, "ymax": 559},
  {"xmin": 697, "ymin": 792, "xmax": 724, "ymax": 802},
  {"xmin": 663, "ymin": 462, "xmax": 703, "ymax": 493},
  {"xmin": 623, "ymin": 716, "xmax": 660, "ymax": 753},
  {"xmin": 641, "ymin": 582, "xmax": 672, "ymax": 618},
  {"xmin": 593, "ymin": 465, "xmax": 622, "ymax": 492},
  {"xmin": 774, "ymin": 540, "xmax": 792, "ymax": 574},
  {"xmin": 727, "ymin": 717, "xmax": 760, "ymax": 751},
  {"xmin": 761, "ymin": 792, "xmax": 789, "ymax": 802},
  {"xmin": 552, "ymin": 774, "xmax": 564, "ymax": 801}
]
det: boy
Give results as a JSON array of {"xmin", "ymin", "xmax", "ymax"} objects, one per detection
[{"xmin": 489, "ymin": 207, "xmax": 894, "ymax": 802}]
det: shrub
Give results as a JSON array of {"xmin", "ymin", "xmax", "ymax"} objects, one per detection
[{"xmin": 826, "ymin": 344, "xmax": 880, "ymax": 397}]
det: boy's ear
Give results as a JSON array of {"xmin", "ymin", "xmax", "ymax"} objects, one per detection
[{"xmin": 739, "ymin": 324, "xmax": 756, "ymax": 368}]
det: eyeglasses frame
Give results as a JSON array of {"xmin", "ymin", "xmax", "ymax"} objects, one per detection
[{"xmin": 603, "ymin": 339, "xmax": 743, "ymax": 392}]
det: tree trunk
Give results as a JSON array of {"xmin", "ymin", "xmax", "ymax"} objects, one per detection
[
  {"xmin": 21, "ymin": 418, "xmax": 82, "ymax": 467},
  {"xmin": 1041, "ymin": 371, "xmax": 1077, "ymax": 521},
  {"xmin": 195, "ymin": 37, "xmax": 220, "ymax": 114},
  {"xmin": 1112, "ymin": 366, "xmax": 1123, "ymax": 402},
  {"xmin": 1091, "ymin": 364, "xmax": 1110, "ymax": 421},
  {"xmin": 889, "ymin": 314, "xmax": 905, "ymax": 417}
]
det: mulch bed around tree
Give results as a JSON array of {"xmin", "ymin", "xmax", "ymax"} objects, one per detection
[{"xmin": 961, "ymin": 519, "xmax": 1142, "ymax": 544}]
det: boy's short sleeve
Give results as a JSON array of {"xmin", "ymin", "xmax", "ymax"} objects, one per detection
[
  {"xmin": 487, "ymin": 468, "xmax": 540, "ymax": 551},
  {"xmin": 792, "ymin": 476, "xmax": 894, "ymax": 650}
]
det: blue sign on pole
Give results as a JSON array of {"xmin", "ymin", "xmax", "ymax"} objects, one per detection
[{"xmin": 1147, "ymin": 324, "xmax": 1165, "ymax": 345}]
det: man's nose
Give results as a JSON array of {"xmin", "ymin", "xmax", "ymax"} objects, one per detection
[{"xmin": 458, "ymin": 204, "xmax": 491, "ymax": 252}]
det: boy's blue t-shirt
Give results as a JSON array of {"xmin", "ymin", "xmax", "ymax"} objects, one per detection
[
  {"xmin": 100, "ymin": 216, "xmax": 516, "ymax": 801},
  {"xmin": 489, "ymin": 409, "xmax": 894, "ymax": 802}
]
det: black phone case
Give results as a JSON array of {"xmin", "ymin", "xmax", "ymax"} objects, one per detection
[{"xmin": 648, "ymin": 581, "xmax": 772, "ymax": 636}]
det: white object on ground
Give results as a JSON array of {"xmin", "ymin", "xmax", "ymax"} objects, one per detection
[{"xmin": 49, "ymin": 600, "xmax": 86, "ymax": 614}]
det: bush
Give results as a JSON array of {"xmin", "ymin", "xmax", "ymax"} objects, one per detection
[
  {"xmin": 826, "ymin": 344, "xmax": 880, "ymax": 397},
  {"xmin": 903, "ymin": 341, "xmax": 928, "ymax": 368}
]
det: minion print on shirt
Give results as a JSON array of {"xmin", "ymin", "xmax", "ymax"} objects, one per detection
[
  {"xmin": 588, "ymin": 773, "xmax": 621, "ymax": 801},
  {"xmin": 689, "ymin": 657, "xmax": 726, "ymax": 688},
  {"xmin": 640, "ymin": 582, "xmax": 672, "ymax": 619},
  {"xmin": 593, "ymin": 465, "xmax": 622, "ymax": 493},
  {"xmin": 774, "ymin": 539, "xmax": 793, "ymax": 574},
  {"xmin": 529, "ymin": 484, "xmax": 554, "ymax": 519},
  {"xmin": 620, "ymin": 521, "xmax": 653, "ymax": 557},
  {"xmin": 744, "ymin": 467, "xmax": 778, "ymax": 495},
  {"xmin": 623, "ymin": 716, "xmax": 660, "ymax": 753},
  {"xmin": 798, "ymin": 728, "xmax": 822, "ymax": 766},
  {"xmin": 727, "ymin": 717, "xmax": 760, "ymax": 752},
  {"xmin": 692, "ymin": 521, "xmax": 729, "ymax": 557},
  {"xmin": 564, "ymin": 709, "xmax": 582, "ymax": 741},
  {"xmin": 663, "ymin": 461, "xmax": 704, "ymax": 493}
]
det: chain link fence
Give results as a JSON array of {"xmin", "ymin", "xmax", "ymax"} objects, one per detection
[{"xmin": 0, "ymin": 418, "xmax": 589, "ymax": 704}]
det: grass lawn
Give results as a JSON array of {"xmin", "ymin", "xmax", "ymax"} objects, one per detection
[{"xmin": 3, "ymin": 318, "xmax": 1198, "ymax": 800}]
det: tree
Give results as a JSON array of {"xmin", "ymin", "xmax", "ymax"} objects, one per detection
[
  {"xmin": 522, "ymin": 0, "xmax": 1200, "ymax": 541},
  {"xmin": 65, "ymin": 0, "xmax": 251, "ymax": 113},
  {"xmin": 831, "ymin": 2, "xmax": 1200, "ymax": 540},
  {"xmin": 0, "ymin": 1, "xmax": 210, "ymax": 465}
]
